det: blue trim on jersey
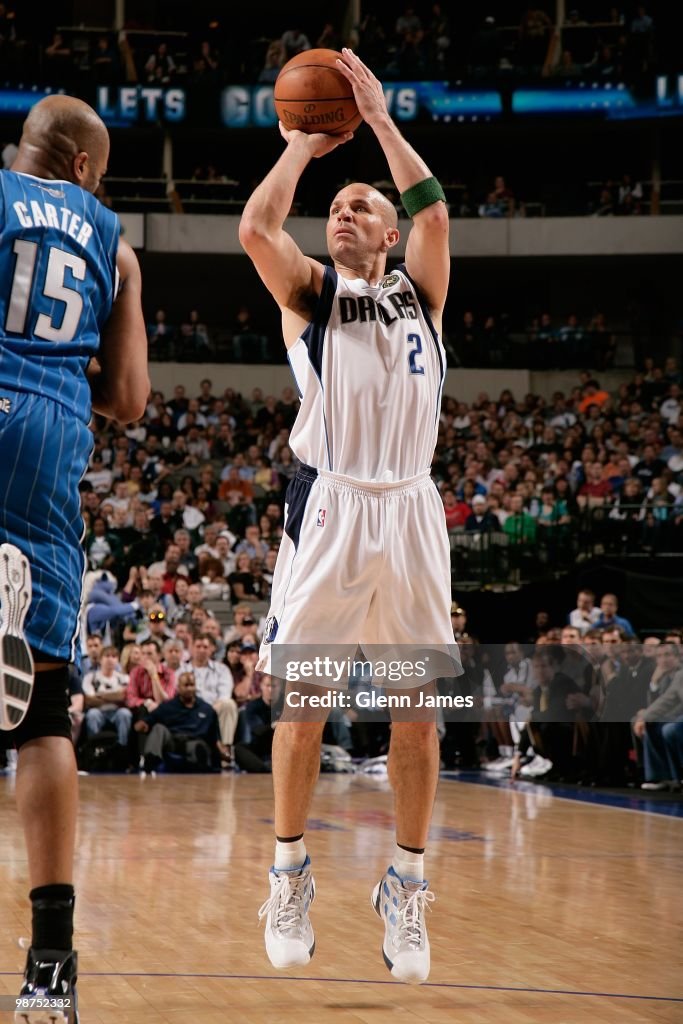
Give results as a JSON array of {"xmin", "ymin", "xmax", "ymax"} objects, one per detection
[
  {"xmin": 396, "ymin": 263, "xmax": 445, "ymax": 428},
  {"xmin": 283, "ymin": 465, "xmax": 318, "ymax": 550},
  {"xmin": 300, "ymin": 265, "xmax": 337, "ymax": 470},
  {"xmin": 286, "ymin": 351, "xmax": 304, "ymax": 399},
  {"xmin": 301, "ymin": 265, "xmax": 337, "ymax": 378}
]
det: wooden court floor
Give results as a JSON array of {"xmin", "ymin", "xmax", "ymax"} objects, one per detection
[{"xmin": 1, "ymin": 772, "xmax": 681, "ymax": 1024}]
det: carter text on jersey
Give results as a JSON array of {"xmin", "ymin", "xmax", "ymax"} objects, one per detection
[{"xmin": 12, "ymin": 200, "xmax": 93, "ymax": 249}]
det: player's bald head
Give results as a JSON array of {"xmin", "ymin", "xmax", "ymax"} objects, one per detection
[
  {"xmin": 17, "ymin": 95, "xmax": 109, "ymax": 192},
  {"xmin": 332, "ymin": 183, "xmax": 398, "ymax": 229}
]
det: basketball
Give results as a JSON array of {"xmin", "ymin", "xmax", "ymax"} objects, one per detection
[{"xmin": 274, "ymin": 48, "xmax": 362, "ymax": 136}]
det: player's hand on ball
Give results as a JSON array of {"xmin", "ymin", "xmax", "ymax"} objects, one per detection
[
  {"xmin": 336, "ymin": 49, "xmax": 388, "ymax": 127},
  {"xmin": 278, "ymin": 122, "xmax": 353, "ymax": 158}
]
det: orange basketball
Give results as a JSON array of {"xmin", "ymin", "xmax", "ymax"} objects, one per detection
[{"xmin": 274, "ymin": 49, "xmax": 362, "ymax": 136}]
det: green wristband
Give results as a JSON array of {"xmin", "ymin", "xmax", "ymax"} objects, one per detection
[{"xmin": 401, "ymin": 176, "xmax": 446, "ymax": 218}]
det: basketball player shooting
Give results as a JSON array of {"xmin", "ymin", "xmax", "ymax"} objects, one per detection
[
  {"xmin": 0, "ymin": 96, "xmax": 149, "ymax": 1022},
  {"xmin": 240, "ymin": 49, "xmax": 454, "ymax": 984}
]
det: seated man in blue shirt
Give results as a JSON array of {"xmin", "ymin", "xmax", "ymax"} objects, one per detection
[
  {"xmin": 594, "ymin": 593, "xmax": 635, "ymax": 638},
  {"xmin": 134, "ymin": 671, "xmax": 226, "ymax": 772}
]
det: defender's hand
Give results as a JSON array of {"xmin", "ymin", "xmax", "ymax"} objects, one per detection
[
  {"xmin": 336, "ymin": 49, "xmax": 389, "ymax": 128},
  {"xmin": 278, "ymin": 122, "xmax": 353, "ymax": 158}
]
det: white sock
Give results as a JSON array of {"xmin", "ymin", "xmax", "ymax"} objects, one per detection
[
  {"xmin": 274, "ymin": 838, "xmax": 307, "ymax": 871},
  {"xmin": 500, "ymin": 745, "xmax": 513, "ymax": 758},
  {"xmin": 392, "ymin": 843, "xmax": 424, "ymax": 883}
]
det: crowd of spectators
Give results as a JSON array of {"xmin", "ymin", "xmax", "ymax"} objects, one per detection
[
  {"xmin": 0, "ymin": 4, "xmax": 664, "ymax": 89},
  {"xmin": 2, "ymin": 359, "xmax": 681, "ymax": 790},
  {"xmin": 437, "ymin": 361, "xmax": 683, "ymax": 566},
  {"xmin": 445, "ymin": 595, "xmax": 683, "ymax": 791}
]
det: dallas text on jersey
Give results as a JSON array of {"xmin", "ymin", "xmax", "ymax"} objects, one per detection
[{"xmin": 338, "ymin": 289, "xmax": 419, "ymax": 326}]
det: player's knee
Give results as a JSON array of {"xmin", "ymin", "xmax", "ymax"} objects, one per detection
[{"xmin": 11, "ymin": 666, "xmax": 71, "ymax": 749}]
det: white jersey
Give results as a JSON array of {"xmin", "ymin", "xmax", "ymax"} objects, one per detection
[{"xmin": 287, "ymin": 265, "xmax": 445, "ymax": 482}]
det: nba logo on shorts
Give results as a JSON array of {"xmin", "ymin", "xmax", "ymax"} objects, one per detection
[
  {"xmin": 317, "ymin": 508, "xmax": 326, "ymax": 527},
  {"xmin": 263, "ymin": 616, "xmax": 278, "ymax": 644}
]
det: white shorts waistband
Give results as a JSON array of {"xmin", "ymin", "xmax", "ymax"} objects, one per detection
[{"xmin": 315, "ymin": 467, "xmax": 433, "ymax": 497}]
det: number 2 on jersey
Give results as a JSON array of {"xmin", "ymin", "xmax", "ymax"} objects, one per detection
[
  {"xmin": 5, "ymin": 240, "xmax": 85, "ymax": 341},
  {"xmin": 407, "ymin": 332, "xmax": 425, "ymax": 375}
]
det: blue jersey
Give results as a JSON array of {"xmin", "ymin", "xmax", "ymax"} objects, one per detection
[{"xmin": 0, "ymin": 170, "xmax": 119, "ymax": 422}]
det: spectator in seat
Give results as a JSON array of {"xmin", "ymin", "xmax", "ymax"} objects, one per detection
[
  {"xmin": 597, "ymin": 639, "xmax": 653, "ymax": 785},
  {"xmin": 218, "ymin": 466, "xmax": 254, "ymax": 503},
  {"xmin": 227, "ymin": 552, "xmax": 260, "ymax": 604},
  {"xmin": 144, "ymin": 41, "xmax": 176, "ymax": 83},
  {"xmin": 281, "ymin": 26, "xmax": 311, "ymax": 60},
  {"xmin": 180, "ymin": 310, "xmax": 210, "ymax": 357},
  {"xmin": 86, "ymin": 515, "xmax": 122, "ymax": 569},
  {"xmin": 577, "ymin": 462, "xmax": 613, "ymax": 509},
  {"xmin": 395, "ymin": 5, "xmax": 422, "ymax": 39},
  {"xmin": 135, "ymin": 672, "xmax": 226, "ymax": 773},
  {"xmin": 523, "ymin": 646, "xmax": 581, "ymax": 778},
  {"xmin": 645, "ymin": 643, "xmax": 680, "ymax": 705},
  {"xmin": 82, "ymin": 646, "xmax": 132, "ymax": 754},
  {"xmin": 162, "ymin": 638, "xmax": 187, "ymax": 675},
  {"xmin": 188, "ymin": 634, "xmax": 238, "ymax": 756},
  {"xmin": 236, "ymin": 523, "xmax": 270, "ymax": 561},
  {"xmin": 568, "ymin": 588, "xmax": 601, "ymax": 635},
  {"xmin": 491, "ymin": 176, "xmax": 515, "ymax": 217},
  {"xmin": 232, "ymin": 305, "xmax": 269, "ymax": 362},
  {"xmin": 503, "ymin": 493, "xmax": 537, "ymax": 544},
  {"xmin": 500, "ymin": 641, "xmax": 535, "ymax": 720},
  {"xmin": 633, "ymin": 444, "xmax": 666, "ymax": 489},
  {"xmin": 44, "ymin": 32, "xmax": 72, "ymax": 79},
  {"xmin": 447, "ymin": 604, "xmax": 466, "ymax": 641},
  {"xmin": 258, "ymin": 40, "xmax": 285, "ymax": 83},
  {"xmin": 147, "ymin": 309, "xmax": 174, "ymax": 359},
  {"xmin": 126, "ymin": 638, "xmax": 176, "ymax": 715},
  {"xmin": 92, "ymin": 34, "xmax": 117, "ymax": 84},
  {"xmin": 442, "ymin": 488, "xmax": 470, "ymax": 530},
  {"xmin": 136, "ymin": 605, "xmax": 174, "ymax": 645},
  {"xmin": 633, "ymin": 667, "xmax": 683, "ymax": 791},
  {"xmin": 465, "ymin": 494, "xmax": 500, "ymax": 532},
  {"xmin": 234, "ymin": 676, "xmax": 282, "ymax": 772},
  {"xmin": 224, "ymin": 605, "xmax": 260, "ymax": 646},
  {"xmin": 594, "ymin": 594, "xmax": 635, "ymax": 638}
]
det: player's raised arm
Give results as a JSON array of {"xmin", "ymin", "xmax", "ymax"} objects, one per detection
[
  {"xmin": 239, "ymin": 126, "xmax": 352, "ymax": 316},
  {"xmin": 337, "ymin": 49, "xmax": 449, "ymax": 320},
  {"xmin": 90, "ymin": 238, "xmax": 150, "ymax": 422}
]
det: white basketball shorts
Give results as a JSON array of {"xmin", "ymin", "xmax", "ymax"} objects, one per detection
[{"xmin": 257, "ymin": 465, "xmax": 456, "ymax": 673}]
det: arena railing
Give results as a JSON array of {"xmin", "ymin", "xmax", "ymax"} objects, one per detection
[{"xmin": 579, "ymin": 504, "xmax": 683, "ymax": 560}]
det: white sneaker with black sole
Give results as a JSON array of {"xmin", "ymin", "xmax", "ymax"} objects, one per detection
[
  {"xmin": 371, "ymin": 866, "xmax": 435, "ymax": 984},
  {"xmin": 0, "ymin": 544, "xmax": 34, "ymax": 732},
  {"xmin": 258, "ymin": 856, "xmax": 315, "ymax": 969}
]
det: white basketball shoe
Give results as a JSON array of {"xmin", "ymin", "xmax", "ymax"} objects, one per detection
[
  {"xmin": 0, "ymin": 544, "xmax": 34, "ymax": 731},
  {"xmin": 372, "ymin": 866, "xmax": 435, "ymax": 984},
  {"xmin": 258, "ymin": 856, "xmax": 315, "ymax": 969}
]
